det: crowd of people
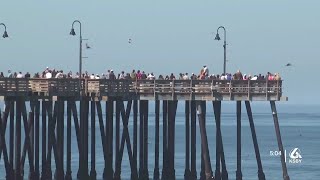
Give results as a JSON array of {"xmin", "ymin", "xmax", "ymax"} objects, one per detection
[{"xmin": 0, "ymin": 65, "xmax": 281, "ymax": 81}]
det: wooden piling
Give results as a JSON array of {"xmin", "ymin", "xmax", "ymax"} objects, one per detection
[
  {"xmin": 213, "ymin": 101, "xmax": 228, "ymax": 180},
  {"xmin": 105, "ymin": 99, "xmax": 114, "ymax": 179},
  {"xmin": 65, "ymin": 100, "xmax": 72, "ymax": 180},
  {"xmin": 161, "ymin": 100, "xmax": 168, "ymax": 180},
  {"xmin": 236, "ymin": 101, "xmax": 242, "ymax": 180},
  {"xmin": 133, "ymin": 100, "xmax": 138, "ymax": 180},
  {"xmin": 118, "ymin": 100, "xmax": 137, "ymax": 179},
  {"xmin": 245, "ymin": 101, "xmax": 265, "ymax": 180},
  {"xmin": 184, "ymin": 100, "xmax": 191, "ymax": 180},
  {"xmin": 0, "ymin": 101, "xmax": 12, "ymax": 179},
  {"xmin": 46, "ymin": 101, "xmax": 54, "ymax": 179},
  {"xmin": 213, "ymin": 101, "xmax": 221, "ymax": 180},
  {"xmin": 41, "ymin": 101, "xmax": 47, "ymax": 180},
  {"xmin": 114, "ymin": 100, "xmax": 121, "ymax": 180},
  {"xmin": 199, "ymin": 101, "xmax": 206, "ymax": 180},
  {"xmin": 9, "ymin": 100, "xmax": 15, "ymax": 179},
  {"xmin": 197, "ymin": 101, "xmax": 213, "ymax": 180},
  {"xmin": 15, "ymin": 98, "xmax": 22, "ymax": 180},
  {"xmin": 55, "ymin": 99, "xmax": 64, "ymax": 179},
  {"xmin": 139, "ymin": 100, "xmax": 144, "ymax": 179},
  {"xmin": 167, "ymin": 100, "xmax": 178, "ymax": 180},
  {"xmin": 96, "ymin": 101, "xmax": 107, "ymax": 180},
  {"xmin": 143, "ymin": 100, "xmax": 149, "ymax": 179},
  {"xmin": 190, "ymin": 100, "xmax": 197, "ymax": 180},
  {"xmin": 79, "ymin": 98, "xmax": 90, "ymax": 179},
  {"xmin": 270, "ymin": 101, "xmax": 290, "ymax": 180},
  {"xmin": 90, "ymin": 100, "xmax": 97, "ymax": 180},
  {"xmin": 153, "ymin": 100, "xmax": 160, "ymax": 180}
]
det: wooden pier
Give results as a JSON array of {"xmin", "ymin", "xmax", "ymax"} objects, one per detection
[{"xmin": 0, "ymin": 78, "xmax": 290, "ymax": 180}]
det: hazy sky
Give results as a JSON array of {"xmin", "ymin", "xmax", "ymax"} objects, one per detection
[{"xmin": 0, "ymin": 0, "xmax": 319, "ymax": 104}]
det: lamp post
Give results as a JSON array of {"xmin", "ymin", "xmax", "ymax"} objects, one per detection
[
  {"xmin": 214, "ymin": 26, "xmax": 227, "ymax": 75},
  {"xmin": 0, "ymin": 23, "xmax": 9, "ymax": 38},
  {"xmin": 70, "ymin": 20, "xmax": 82, "ymax": 77}
]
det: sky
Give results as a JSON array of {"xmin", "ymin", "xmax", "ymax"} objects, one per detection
[{"xmin": 0, "ymin": 0, "xmax": 320, "ymax": 105}]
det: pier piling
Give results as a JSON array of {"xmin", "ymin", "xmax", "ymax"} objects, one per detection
[
  {"xmin": 270, "ymin": 101, "xmax": 290, "ymax": 180},
  {"xmin": 236, "ymin": 101, "xmax": 242, "ymax": 180},
  {"xmin": 197, "ymin": 101, "xmax": 213, "ymax": 180},
  {"xmin": 245, "ymin": 101, "xmax": 266, "ymax": 180}
]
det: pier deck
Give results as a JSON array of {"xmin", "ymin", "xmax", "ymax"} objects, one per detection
[{"xmin": 0, "ymin": 78, "xmax": 286, "ymax": 101}]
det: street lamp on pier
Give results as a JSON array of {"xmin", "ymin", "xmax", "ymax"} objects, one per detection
[
  {"xmin": 214, "ymin": 26, "xmax": 227, "ymax": 75},
  {"xmin": 69, "ymin": 20, "xmax": 83, "ymax": 77},
  {"xmin": 0, "ymin": 23, "xmax": 9, "ymax": 38}
]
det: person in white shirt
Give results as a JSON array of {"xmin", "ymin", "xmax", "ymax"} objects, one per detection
[
  {"xmin": 55, "ymin": 71, "xmax": 63, "ymax": 78},
  {"xmin": 183, "ymin": 73, "xmax": 189, "ymax": 80},
  {"xmin": 16, "ymin": 72, "xmax": 24, "ymax": 78},
  {"xmin": 147, "ymin": 73, "xmax": 155, "ymax": 80},
  {"xmin": 105, "ymin": 70, "xmax": 110, "ymax": 79},
  {"xmin": 251, "ymin": 75, "xmax": 258, "ymax": 80},
  {"xmin": 74, "ymin": 72, "xmax": 80, "ymax": 79},
  {"xmin": 203, "ymin": 65, "xmax": 209, "ymax": 76},
  {"xmin": 220, "ymin": 74, "xmax": 226, "ymax": 80},
  {"xmin": 95, "ymin": 74, "xmax": 100, "ymax": 79},
  {"xmin": 90, "ymin": 74, "xmax": 95, "ymax": 79},
  {"xmin": 119, "ymin": 71, "xmax": 125, "ymax": 79},
  {"xmin": 45, "ymin": 71, "xmax": 52, "ymax": 78}
]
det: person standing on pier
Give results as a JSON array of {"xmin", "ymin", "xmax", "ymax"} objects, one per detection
[
  {"xmin": 105, "ymin": 70, "xmax": 110, "ymax": 79},
  {"xmin": 130, "ymin": 70, "xmax": 136, "ymax": 80},
  {"xmin": 170, "ymin": 73, "xmax": 176, "ymax": 80},
  {"xmin": 45, "ymin": 70, "xmax": 52, "ymax": 78},
  {"xmin": 119, "ymin": 71, "xmax": 125, "ymax": 79},
  {"xmin": 55, "ymin": 70, "xmax": 64, "ymax": 78},
  {"xmin": 274, "ymin": 73, "xmax": 281, "ymax": 81},
  {"xmin": 142, "ymin": 71, "xmax": 147, "ymax": 79},
  {"xmin": 7, "ymin": 70, "xmax": 13, "ymax": 78},
  {"xmin": 16, "ymin": 72, "xmax": 24, "ymax": 78},
  {"xmin": 183, "ymin": 73, "xmax": 189, "ymax": 80},
  {"xmin": 109, "ymin": 70, "xmax": 116, "ymax": 80},
  {"xmin": 147, "ymin": 72, "xmax": 155, "ymax": 80},
  {"xmin": 190, "ymin": 73, "xmax": 197, "ymax": 80},
  {"xmin": 234, "ymin": 70, "xmax": 243, "ymax": 80},
  {"xmin": 203, "ymin": 65, "xmax": 209, "ymax": 76},
  {"xmin": 136, "ymin": 70, "xmax": 142, "ymax": 80}
]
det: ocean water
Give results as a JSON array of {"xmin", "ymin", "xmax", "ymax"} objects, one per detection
[{"xmin": 0, "ymin": 102, "xmax": 319, "ymax": 179}]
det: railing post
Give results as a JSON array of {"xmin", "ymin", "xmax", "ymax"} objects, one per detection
[
  {"xmin": 247, "ymin": 80, "xmax": 250, "ymax": 100},
  {"xmin": 154, "ymin": 80, "xmax": 156, "ymax": 100},
  {"xmin": 276, "ymin": 80, "xmax": 279, "ymax": 100},
  {"xmin": 172, "ymin": 80, "xmax": 175, "ymax": 100},
  {"xmin": 266, "ymin": 79, "xmax": 268, "ymax": 100},
  {"xmin": 190, "ymin": 80, "xmax": 193, "ymax": 100},
  {"xmin": 229, "ymin": 80, "xmax": 232, "ymax": 100}
]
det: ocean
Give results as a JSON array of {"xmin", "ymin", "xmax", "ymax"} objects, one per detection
[{"xmin": 0, "ymin": 102, "xmax": 319, "ymax": 179}]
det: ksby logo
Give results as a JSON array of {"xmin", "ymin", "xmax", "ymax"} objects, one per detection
[{"xmin": 288, "ymin": 148, "xmax": 302, "ymax": 163}]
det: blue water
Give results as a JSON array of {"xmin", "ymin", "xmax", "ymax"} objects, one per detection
[{"xmin": 0, "ymin": 103, "xmax": 319, "ymax": 179}]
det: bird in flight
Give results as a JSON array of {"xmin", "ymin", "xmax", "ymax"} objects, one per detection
[
  {"xmin": 86, "ymin": 43, "xmax": 91, "ymax": 49},
  {"xmin": 285, "ymin": 63, "xmax": 292, "ymax": 67},
  {"xmin": 128, "ymin": 38, "xmax": 132, "ymax": 44}
]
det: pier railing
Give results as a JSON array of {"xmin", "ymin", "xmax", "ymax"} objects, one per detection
[{"xmin": 0, "ymin": 78, "xmax": 285, "ymax": 101}]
